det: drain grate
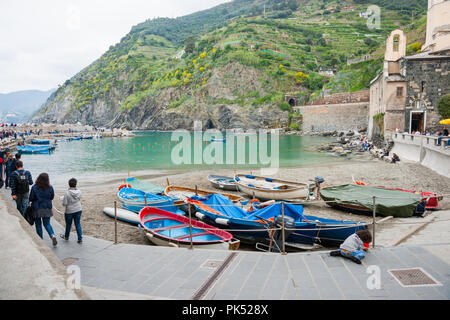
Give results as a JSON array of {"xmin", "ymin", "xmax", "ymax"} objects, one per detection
[
  {"xmin": 61, "ymin": 257, "xmax": 79, "ymax": 266},
  {"xmin": 201, "ymin": 260, "xmax": 223, "ymax": 269},
  {"xmin": 388, "ymin": 268, "xmax": 442, "ymax": 287}
]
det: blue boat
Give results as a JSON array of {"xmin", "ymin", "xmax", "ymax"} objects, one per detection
[
  {"xmin": 188, "ymin": 194, "xmax": 367, "ymax": 248},
  {"xmin": 17, "ymin": 145, "xmax": 56, "ymax": 154},
  {"xmin": 30, "ymin": 139, "xmax": 50, "ymax": 145},
  {"xmin": 70, "ymin": 137, "xmax": 81, "ymax": 141},
  {"xmin": 118, "ymin": 187, "xmax": 184, "ymax": 215}
]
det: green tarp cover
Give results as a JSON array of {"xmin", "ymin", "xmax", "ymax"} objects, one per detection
[
  {"xmin": 126, "ymin": 177, "xmax": 165, "ymax": 194},
  {"xmin": 320, "ymin": 184, "xmax": 423, "ymax": 218}
]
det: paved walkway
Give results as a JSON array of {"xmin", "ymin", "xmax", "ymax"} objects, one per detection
[
  {"xmin": 0, "ymin": 191, "xmax": 88, "ymax": 300},
  {"xmin": 42, "ymin": 220, "xmax": 450, "ymax": 300},
  {"xmin": 2, "ymin": 188, "xmax": 449, "ymax": 300}
]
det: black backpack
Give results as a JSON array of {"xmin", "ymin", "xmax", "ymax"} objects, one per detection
[{"xmin": 15, "ymin": 171, "xmax": 30, "ymax": 194}]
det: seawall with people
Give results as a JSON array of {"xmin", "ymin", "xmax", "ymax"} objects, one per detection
[{"xmin": 391, "ymin": 133, "xmax": 450, "ymax": 178}]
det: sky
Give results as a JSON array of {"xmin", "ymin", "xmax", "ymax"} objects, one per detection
[{"xmin": 0, "ymin": 0, "xmax": 231, "ymax": 94}]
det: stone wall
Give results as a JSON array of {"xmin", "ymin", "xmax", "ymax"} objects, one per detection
[
  {"xmin": 296, "ymin": 102, "xmax": 369, "ymax": 133},
  {"xmin": 404, "ymin": 56, "xmax": 450, "ymax": 132},
  {"xmin": 307, "ymin": 90, "xmax": 370, "ymax": 106}
]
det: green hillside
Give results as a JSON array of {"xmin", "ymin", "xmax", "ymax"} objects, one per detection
[{"xmin": 37, "ymin": 0, "xmax": 428, "ymax": 129}]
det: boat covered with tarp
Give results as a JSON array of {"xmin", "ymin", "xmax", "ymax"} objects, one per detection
[
  {"xmin": 118, "ymin": 187, "xmax": 184, "ymax": 214},
  {"xmin": 139, "ymin": 206, "xmax": 240, "ymax": 250},
  {"xmin": 187, "ymin": 193, "xmax": 366, "ymax": 248},
  {"xmin": 164, "ymin": 185, "xmax": 243, "ymax": 203},
  {"xmin": 320, "ymin": 184, "xmax": 425, "ymax": 218}
]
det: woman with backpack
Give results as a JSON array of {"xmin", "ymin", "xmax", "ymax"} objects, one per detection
[{"xmin": 29, "ymin": 173, "xmax": 57, "ymax": 246}]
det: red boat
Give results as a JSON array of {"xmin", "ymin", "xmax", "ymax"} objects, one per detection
[
  {"xmin": 354, "ymin": 181, "xmax": 442, "ymax": 209},
  {"xmin": 139, "ymin": 207, "xmax": 240, "ymax": 250}
]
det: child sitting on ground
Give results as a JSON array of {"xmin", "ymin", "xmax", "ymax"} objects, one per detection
[{"xmin": 330, "ymin": 229, "xmax": 372, "ymax": 264}]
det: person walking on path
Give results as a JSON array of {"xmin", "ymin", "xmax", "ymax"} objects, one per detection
[
  {"xmin": 10, "ymin": 160, "xmax": 33, "ymax": 217},
  {"xmin": 60, "ymin": 178, "xmax": 83, "ymax": 243},
  {"xmin": 29, "ymin": 173, "xmax": 57, "ymax": 246},
  {"xmin": 4, "ymin": 149, "xmax": 14, "ymax": 189}
]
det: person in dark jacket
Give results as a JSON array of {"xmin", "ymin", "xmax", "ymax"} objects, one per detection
[
  {"xmin": 29, "ymin": 173, "xmax": 57, "ymax": 246},
  {"xmin": 4, "ymin": 149, "xmax": 14, "ymax": 188},
  {"xmin": 10, "ymin": 160, "xmax": 33, "ymax": 217}
]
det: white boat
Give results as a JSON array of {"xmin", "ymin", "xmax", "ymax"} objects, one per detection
[
  {"xmin": 234, "ymin": 174, "xmax": 311, "ymax": 201},
  {"xmin": 103, "ymin": 207, "xmax": 140, "ymax": 224}
]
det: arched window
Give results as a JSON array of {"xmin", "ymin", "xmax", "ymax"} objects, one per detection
[{"xmin": 393, "ymin": 34, "xmax": 400, "ymax": 52}]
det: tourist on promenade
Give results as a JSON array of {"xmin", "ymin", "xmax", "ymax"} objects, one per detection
[
  {"xmin": 10, "ymin": 161, "xmax": 33, "ymax": 217},
  {"xmin": 329, "ymin": 229, "xmax": 372, "ymax": 264},
  {"xmin": 391, "ymin": 153, "xmax": 400, "ymax": 163},
  {"xmin": 29, "ymin": 173, "xmax": 57, "ymax": 246},
  {"xmin": 437, "ymin": 126, "xmax": 449, "ymax": 146},
  {"xmin": 60, "ymin": 178, "xmax": 83, "ymax": 244},
  {"xmin": 4, "ymin": 149, "xmax": 14, "ymax": 189}
]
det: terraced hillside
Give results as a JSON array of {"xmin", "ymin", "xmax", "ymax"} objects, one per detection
[{"xmin": 34, "ymin": 0, "xmax": 427, "ymax": 130}]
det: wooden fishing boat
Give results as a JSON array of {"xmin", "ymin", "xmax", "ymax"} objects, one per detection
[
  {"xmin": 164, "ymin": 185, "xmax": 243, "ymax": 203},
  {"xmin": 207, "ymin": 175, "xmax": 238, "ymax": 191},
  {"xmin": 188, "ymin": 194, "xmax": 366, "ymax": 248},
  {"xmin": 118, "ymin": 187, "xmax": 184, "ymax": 214},
  {"xmin": 139, "ymin": 207, "xmax": 240, "ymax": 250},
  {"xmin": 234, "ymin": 174, "xmax": 310, "ymax": 201}
]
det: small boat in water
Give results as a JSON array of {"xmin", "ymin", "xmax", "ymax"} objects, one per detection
[
  {"xmin": 164, "ymin": 185, "xmax": 243, "ymax": 203},
  {"xmin": 103, "ymin": 207, "xmax": 140, "ymax": 224},
  {"xmin": 17, "ymin": 145, "xmax": 55, "ymax": 154},
  {"xmin": 118, "ymin": 187, "xmax": 184, "ymax": 214},
  {"xmin": 320, "ymin": 184, "xmax": 426, "ymax": 218},
  {"xmin": 234, "ymin": 174, "xmax": 311, "ymax": 201},
  {"xmin": 30, "ymin": 139, "xmax": 50, "ymax": 145},
  {"xmin": 207, "ymin": 175, "xmax": 238, "ymax": 191},
  {"xmin": 140, "ymin": 206, "xmax": 240, "ymax": 250}
]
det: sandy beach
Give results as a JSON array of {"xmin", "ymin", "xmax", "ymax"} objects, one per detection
[{"xmin": 49, "ymin": 157, "xmax": 450, "ymax": 249}]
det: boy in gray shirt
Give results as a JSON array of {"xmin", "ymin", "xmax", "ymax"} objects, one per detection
[
  {"xmin": 330, "ymin": 229, "xmax": 372, "ymax": 264},
  {"xmin": 60, "ymin": 178, "xmax": 83, "ymax": 243}
]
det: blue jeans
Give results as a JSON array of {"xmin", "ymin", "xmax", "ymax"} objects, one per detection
[
  {"xmin": 15, "ymin": 193, "xmax": 29, "ymax": 217},
  {"xmin": 35, "ymin": 217, "xmax": 55, "ymax": 239},
  {"xmin": 64, "ymin": 211, "xmax": 82, "ymax": 241},
  {"xmin": 339, "ymin": 249, "xmax": 366, "ymax": 261}
]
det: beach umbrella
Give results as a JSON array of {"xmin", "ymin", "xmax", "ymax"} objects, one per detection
[{"xmin": 440, "ymin": 119, "xmax": 450, "ymax": 125}]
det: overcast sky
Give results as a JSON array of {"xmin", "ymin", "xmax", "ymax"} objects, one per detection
[{"xmin": 0, "ymin": 0, "xmax": 231, "ymax": 94}]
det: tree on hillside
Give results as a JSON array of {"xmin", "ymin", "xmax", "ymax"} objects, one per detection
[
  {"xmin": 287, "ymin": 0, "xmax": 299, "ymax": 11},
  {"xmin": 438, "ymin": 94, "xmax": 450, "ymax": 119},
  {"xmin": 185, "ymin": 36, "xmax": 196, "ymax": 54}
]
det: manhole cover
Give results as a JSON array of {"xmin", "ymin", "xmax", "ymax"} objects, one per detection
[
  {"xmin": 61, "ymin": 258, "xmax": 79, "ymax": 266},
  {"xmin": 201, "ymin": 260, "xmax": 223, "ymax": 269},
  {"xmin": 388, "ymin": 268, "xmax": 442, "ymax": 287}
]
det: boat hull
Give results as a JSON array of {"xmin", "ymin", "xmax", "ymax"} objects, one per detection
[
  {"xmin": 103, "ymin": 207, "xmax": 140, "ymax": 224},
  {"xmin": 164, "ymin": 186, "xmax": 243, "ymax": 203},
  {"xmin": 207, "ymin": 175, "xmax": 239, "ymax": 191},
  {"xmin": 139, "ymin": 207, "xmax": 239, "ymax": 250},
  {"xmin": 235, "ymin": 174, "xmax": 310, "ymax": 201}
]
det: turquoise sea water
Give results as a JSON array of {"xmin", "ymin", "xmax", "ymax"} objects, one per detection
[{"xmin": 19, "ymin": 132, "xmax": 337, "ymax": 188}]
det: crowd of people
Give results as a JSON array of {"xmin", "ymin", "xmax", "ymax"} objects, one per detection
[
  {"xmin": 1, "ymin": 149, "xmax": 83, "ymax": 246},
  {"xmin": 349, "ymin": 136, "xmax": 400, "ymax": 163},
  {"xmin": 401, "ymin": 126, "xmax": 450, "ymax": 148}
]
